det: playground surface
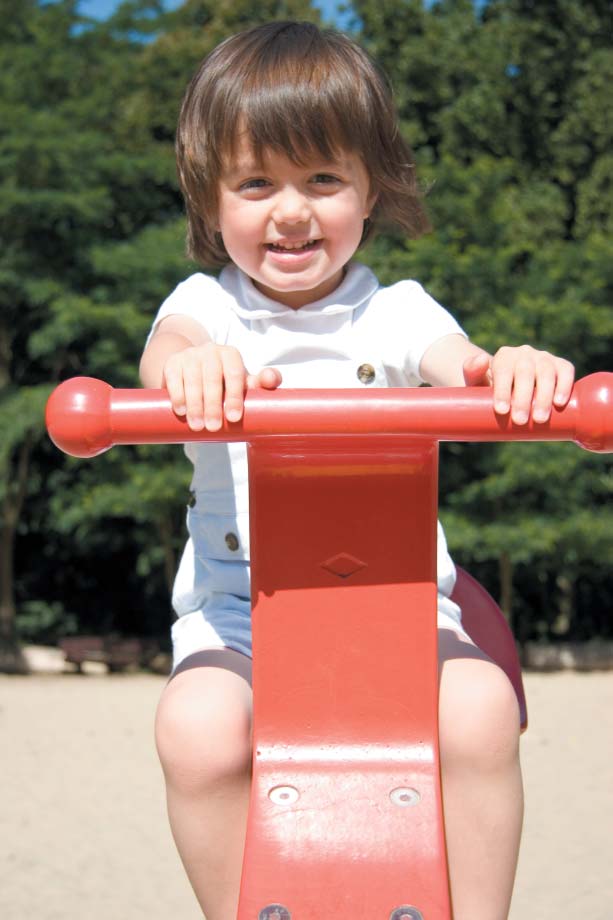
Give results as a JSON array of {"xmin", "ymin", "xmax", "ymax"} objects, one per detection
[{"xmin": 1, "ymin": 662, "xmax": 612, "ymax": 919}]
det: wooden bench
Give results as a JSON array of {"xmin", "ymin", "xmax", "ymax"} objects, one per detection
[{"xmin": 59, "ymin": 636, "xmax": 157, "ymax": 673}]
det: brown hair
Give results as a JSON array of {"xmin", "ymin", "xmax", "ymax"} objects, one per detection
[{"xmin": 177, "ymin": 20, "xmax": 430, "ymax": 266}]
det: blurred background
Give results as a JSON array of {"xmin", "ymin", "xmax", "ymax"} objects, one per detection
[{"xmin": 1, "ymin": 0, "xmax": 612, "ymax": 671}]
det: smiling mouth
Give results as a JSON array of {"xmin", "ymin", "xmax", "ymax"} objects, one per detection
[{"xmin": 266, "ymin": 239, "xmax": 321, "ymax": 253}]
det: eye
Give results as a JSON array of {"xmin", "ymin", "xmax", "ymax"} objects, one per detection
[
  {"xmin": 311, "ymin": 173, "xmax": 340, "ymax": 185},
  {"xmin": 238, "ymin": 178, "xmax": 270, "ymax": 191}
]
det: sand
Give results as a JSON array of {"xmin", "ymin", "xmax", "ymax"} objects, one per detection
[{"xmin": 1, "ymin": 655, "xmax": 612, "ymax": 919}]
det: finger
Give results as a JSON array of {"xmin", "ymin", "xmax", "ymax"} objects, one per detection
[
  {"xmin": 531, "ymin": 357, "xmax": 556, "ymax": 423},
  {"xmin": 552, "ymin": 359, "xmax": 575, "ymax": 408},
  {"xmin": 182, "ymin": 354, "xmax": 207, "ymax": 431},
  {"xmin": 221, "ymin": 348, "xmax": 248, "ymax": 423},
  {"xmin": 201, "ymin": 345, "xmax": 224, "ymax": 431},
  {"xmin": 163, "ymin": 358, "xmax": 187, "ymax": 416},
  {"xmin": 507, "ymin": 351, "xmax": 536, "ymax": 425},
  {"xmin": 490, "ymin": 347, "xmax": 515, "ymax": 415}
]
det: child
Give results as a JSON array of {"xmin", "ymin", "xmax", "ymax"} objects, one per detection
[{"xmin": 140, "ymin": 21, "xmax": 574, "ymax": 920}]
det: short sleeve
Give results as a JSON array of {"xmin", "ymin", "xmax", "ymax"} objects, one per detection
[
  {"xmin": 144, "ymin": 273, "xmax": 232, "ymax": 348},
  {"xmin": 377, "ymin": 280, "xmax": 466, "ymax": 383}
]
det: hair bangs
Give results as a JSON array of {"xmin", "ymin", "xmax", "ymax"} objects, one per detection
[{"xmin": 216, "ymin": 39, "xmax": 372, "ymax": 170}]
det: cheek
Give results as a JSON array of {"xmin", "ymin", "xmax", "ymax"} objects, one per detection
[
  {"xmin": 219, "ymin": 204, "xmax": 262, "ymax": 248},
  {"xmin": 324, "ymin": 197, "xmax": 368, "ymax": 245}
]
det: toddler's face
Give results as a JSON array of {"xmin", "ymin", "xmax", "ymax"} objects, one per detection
[{"xmin": 217, "ymin": 139, "xmax": 375, "ymax": 309}]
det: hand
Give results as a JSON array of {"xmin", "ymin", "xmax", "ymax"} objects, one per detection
[
  {"xmin": 463, "ymin": 345, "xmax": 575, "ymax": 425},
  {"xmin": 163, "ymin": 343, "xmax": 282, "ymax": 431}
]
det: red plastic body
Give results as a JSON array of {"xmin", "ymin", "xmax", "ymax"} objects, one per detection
[{"xmin": 45, "ymin": 374, "xmax": 612, "ymax": 920}]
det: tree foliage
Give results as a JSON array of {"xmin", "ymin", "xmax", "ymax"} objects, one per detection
[
  {"xmin": 2, "ymin": 0, "xmax": 611, "ymax": 668},
  {"xmin": 355, "ymin": 0, "xmax": 613, "ymax": 631},
  {"xmin": 0, "ymin": 0, "xmax": 317, "ymax": 668}
]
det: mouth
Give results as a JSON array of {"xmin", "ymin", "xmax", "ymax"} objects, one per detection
[{"xmin": 266, "ymin": 238, "xmax": 321, "ymax": 253}]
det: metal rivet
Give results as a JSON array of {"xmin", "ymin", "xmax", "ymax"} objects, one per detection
[
  {"xmin": 268, "ymin": 785, "xmax": 299, "ymax": 805},
  {"xmin": 357, "ymin": 362, "xmax": 376, "ymax": 384},
  {"xmin": 390, "ymin": 787, "xmax": 420, "ymax": 807},
  {"xmin": 390, "ymin": 907, "xmax": 424, "ymax": 920},
  {"xmin": 224, "ymin": 532, "xmax": 239, "ymax": 551},
  {"xmin": 259, "ymin": 904, "xmax": 291, "ymax": 920}
]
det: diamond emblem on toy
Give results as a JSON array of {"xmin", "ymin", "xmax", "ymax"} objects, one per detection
[{"xmin": 320, "ymin": 552, "xmax": 367, "ymax": 579}]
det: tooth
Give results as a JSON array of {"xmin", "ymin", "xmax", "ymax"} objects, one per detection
[{"xmin": 270, "ymin": 240, "xmax": 314, "ymax": 251}]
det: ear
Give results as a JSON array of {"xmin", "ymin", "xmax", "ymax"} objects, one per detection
[{"xmin": 364, "ymin": 190, "xmax": 378, "ymax": 219}]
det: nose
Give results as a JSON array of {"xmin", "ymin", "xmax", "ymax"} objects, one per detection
[{"xmin": 272, "ymin": 185, "xmax": 311, "ymax": 225}]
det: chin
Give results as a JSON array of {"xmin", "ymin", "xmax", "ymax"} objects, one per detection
[{"xmin": 260, "ymin": 275, "xmax": 320, "ymax": 292}]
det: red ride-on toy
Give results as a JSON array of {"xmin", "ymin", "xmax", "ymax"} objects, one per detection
[{"xmin": 46, "ymin": 373, "xmax": 612, "ymax": 920}]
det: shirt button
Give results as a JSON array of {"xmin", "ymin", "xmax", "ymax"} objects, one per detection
[
  {"xmin": 225, "ymin": 532, "xmax": 240, "ymax": 552},
  {"xmin": 357, "ymin": 363, "xmax": 376, "ymax": 384}
]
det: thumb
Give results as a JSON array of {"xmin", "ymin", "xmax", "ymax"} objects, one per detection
[
  {"xmin": 246, "ymin": 367, "xmax": 283, "ymax": 390},
  {"xmin": 463, "ymin": 350, "xmax": 492, "ymax": 387}
]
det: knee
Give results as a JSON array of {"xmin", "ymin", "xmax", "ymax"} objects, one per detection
[
  {"xmin": 155, "ymin": 681, "xmax": 252, "ymax": 794},
  {"xmin": 439, "ymin": 659, "xmax": 521, "ymax": 775}
]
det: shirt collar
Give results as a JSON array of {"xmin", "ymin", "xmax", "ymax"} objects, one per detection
[{"xmin": 218, "ymin": 262, "xmax": 379, "ymax": 320}]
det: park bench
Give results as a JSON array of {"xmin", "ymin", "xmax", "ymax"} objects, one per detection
[{"xmin": 59, "ymin": 635, "xmax": 159, "ymax": 673}]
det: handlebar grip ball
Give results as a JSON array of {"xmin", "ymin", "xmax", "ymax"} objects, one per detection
[{"xmin": 45, "ymin": 376, "xmax": 113, "ymax": 458}]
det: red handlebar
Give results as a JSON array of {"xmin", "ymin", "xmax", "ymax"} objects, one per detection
[{"xmin": 45, "ymin": 373, "xmax": 613, "ymax": 458}]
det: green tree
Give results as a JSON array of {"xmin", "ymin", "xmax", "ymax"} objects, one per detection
[
  {"xmin": 0, "ymin": 0, "xmax": 121, "ymax": 670},
  {"xmin": 354, "ymin": 0, "xmax": 613, "ymax": 636},
  {"xmin": 4, "ymin": 0, "xmax": 612, "ymax": 670},
  {"xmin": 1, "ymin": 0, "xmax": 318, "ymax": 671},
  {"xmin": 0, "ymin": 0, "xmax": 197, "ymax": 668}
]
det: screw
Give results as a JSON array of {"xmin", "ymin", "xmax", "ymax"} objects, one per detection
[
  {"xmin": 259, "ymin": 905, "xmax": 291, "ymax": 920},
  {"xmin": 390, "ymin": 787, "xmax": 420, "ymax": 807},
  {"xmin": 268, "ymin": 785, "xmax": 299, "ymax": 805},
  {"xmin": 390, "ymin": 907, "xmax": 424, "ymax": 920}
]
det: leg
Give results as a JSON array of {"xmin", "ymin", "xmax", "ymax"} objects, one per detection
[
  {"xmin": 155, "ymin": 648, "xmax": 253, "ymax": 920},
  {"xmin": 438, "ymin": 628, "xmax": 524, "ymax": 920}
]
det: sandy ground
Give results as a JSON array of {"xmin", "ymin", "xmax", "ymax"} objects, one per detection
[{"xmin": 1, "ymin": 653, "xmax": 612, "ymax": 919}]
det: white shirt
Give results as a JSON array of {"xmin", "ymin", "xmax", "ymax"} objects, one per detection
[{"xmin": 149, "ymin": 261, "xmax": 466, "ymax": 617}]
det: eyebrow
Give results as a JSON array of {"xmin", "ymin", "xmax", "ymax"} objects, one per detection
[
  {"xmin": 223, "ymin": 154, "xmax": 350, "ymax": 181},
  {"xmin": 222, "ymin": 159, "xmax": 264, "ymax": 180}
]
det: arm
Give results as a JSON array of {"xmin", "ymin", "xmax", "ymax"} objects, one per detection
[
  {"xmin": 139, "ymin": 314, "xmax": 281, "ymax": 431},
  {"xmin": 419, "ymin": 333, "xmax": 575, "ymax": 425}
]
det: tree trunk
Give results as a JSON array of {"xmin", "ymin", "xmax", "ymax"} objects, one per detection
[
  {"xmin": 0, "ymin": 431, "xmax": 34, "ymax": 674},
  {"xmin": 0, "ymin": 517, "xmax": 29, "ymax": 673},
  {"xmin": 553, "ymin": 573, "xmax": 574, "ymax": 636}
]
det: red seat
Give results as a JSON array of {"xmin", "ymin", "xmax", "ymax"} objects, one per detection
[{"xmin": 451, "ymin": 567, "xmax": 527, "ymax": 731}]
